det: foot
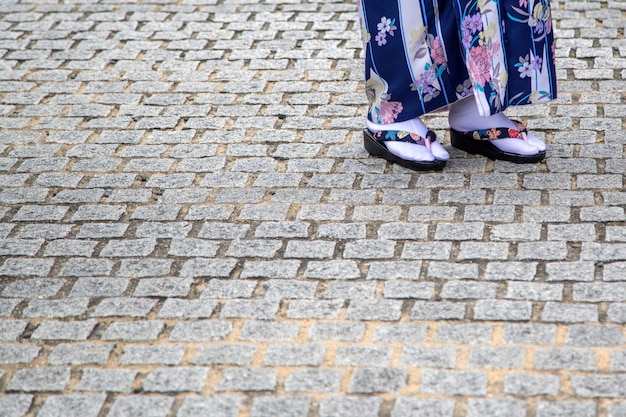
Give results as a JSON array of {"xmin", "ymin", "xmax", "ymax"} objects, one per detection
[
  {"xmin": 449, "ymin": 96, "xmax": 545, "ymax": 156},
  {"xmin": 367, "ymin": 117, "xmax": 450, "ymax": 162}
]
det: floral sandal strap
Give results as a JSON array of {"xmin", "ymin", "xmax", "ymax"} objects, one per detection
[
  {"xmin": 466, "ymin": 120, "xmax": 528, "ymax": 141},
  {"xmin": 371, "ymin": 129, "xmax": 437, "ymax": 148}
]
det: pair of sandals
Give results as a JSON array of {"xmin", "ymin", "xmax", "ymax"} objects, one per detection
[{"xmin": 364, "ymin": 120, "xmax": 545, "ymax": 171}]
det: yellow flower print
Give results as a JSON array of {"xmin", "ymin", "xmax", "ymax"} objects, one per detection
[
  {"xmin": 499, "ymin": 69, "xmax": 508, "ymax": 87},
  {"xmin": 529, "ymin": 90, "xmax": 539, "ymax": 104},
  {"xmin": 361, "ymin": 27, "xmax": 371, "ymax": 44}
]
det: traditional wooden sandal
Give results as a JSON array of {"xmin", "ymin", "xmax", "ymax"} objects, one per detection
[{"xmin": 363, "ymin": 129, "xmax": 446, "ymax": 171}]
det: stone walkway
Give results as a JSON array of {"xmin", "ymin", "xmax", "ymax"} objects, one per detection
[{"xmin": 1, "ymin": 0, "xmax": 625, "ymax": 416}]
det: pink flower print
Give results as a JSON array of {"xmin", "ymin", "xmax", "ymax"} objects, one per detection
[
  {"xmin": 379, "ymin": 101, "xmax": 403, "ymax": 124},
  {"xmin": 519, "ymin": 0, "xmax": 528, "ymax": 7},
  {"xmin": 490, "ymin": 41, "xmax": 501, "ymax": 56},
  {"xmin": 430, "ymin": 37, "xmax": 446, "ymax": 65},
  {"xmin": 469, "ymin": 45, "xmax": 492, "ymax": 87},
  {"xmin": 375, "ymin": 31, "xmax": 387, "ymax": 46}
]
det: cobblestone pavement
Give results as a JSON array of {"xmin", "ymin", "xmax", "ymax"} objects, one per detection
[{"xmin": 0, "ymin": 0, "xmax": 625, "ymax": 416}]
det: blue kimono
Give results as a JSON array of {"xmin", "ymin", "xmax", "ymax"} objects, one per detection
[{"xmin": 358, "ymin": 0, "xmax": 557, "ymax": 122}]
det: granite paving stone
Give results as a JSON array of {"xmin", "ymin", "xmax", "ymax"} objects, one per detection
[{"xmin": 0, "ymin": 0, "xmax": 623, "ymax": 413}]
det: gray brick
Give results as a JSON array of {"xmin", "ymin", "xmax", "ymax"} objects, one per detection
[
  {"xmin": 31, "ymin": 320, "xmax": 96, "ymax": 341},
  {"xmin": 546, "ymin": 262, "xmax": 595, "ymax": 281},
  {"xmin": 309, "ymin": 322, "xmax": 365, "ymax": 342},
  {"xmin": 37, "ymin": 394, "xmax": 106, "ymax": 417},
  {"xmin": 264, "ymin": 280, "xmax": 316, "ymax": 301},
  {"xmin": 0, "ymin": 299, "xmax": 21, "ymax": 317},
  {"xmin": 535, "ymin": 348, "xmax": 597, "ymax": 371},
  {"xmin": 44, "ymin": 239, "xmax": 97, "ymax": 257},
  {"xmin": 285, "ymin": 369, "xmax": 342, "ymax": 393},
  {"xmin": 262, "ymin": 344, "xmax": 325, "ymax": 366},
  {"xmin": 48, "ymin": 343, "xmax": 113, "ymax": 365},
  {"xmin": 201, "ymin": 279, "xmax": 256, "ymax": 299},
  {"xmin": 193, "ymin": 344, "xmax": 256, "ymax": 366},
  {"xmin": 574, "ymin": 283, "xmax": 626, "ymax": 302},
  {"xmin": 0, "ymin": 395, "xmax": 33, "ymax": 417},
  {"xmin": 469, "ymin": 346, "xmax": 526, "ymax": 369},
  {"xmin": 0, "ymin": 238, "xmax": 43, "ymax": 256},
  {"xmin": 611, "ymin": 351, "xmax": 626, "ymax": 372},
  {"xmin": 466, "ymin": 399, "xmax": 526, "ymax": 417},
  {"xmin": 536, "ymin": 401, "xmax": 596, "ymax": 417},
  {"xmin": 491, "ymin": 223, "xmax": 542, "ymax": 241},
  {"xmin": 71, "ymin": 205, "xmax": 125, "ymax": 221},
  {"xmin": 411, "ymin": 301, "xmax": 466, "ymax": 320},
  {"xmin": 250, "ymin": 396, "xmax": 311, "ymax": 417},
  {"xmin": 0, "ymin": 344, "xmax": 40, "ymax": 364},
  {"xmin": 157, "ymin": 299, "xmax": 217, "ymax": 319},
  {"xmin": 542, "ymin": 302, "xmax": 598, "ymax": 323},
  {"xmin": 102, "ymin": 320, "xmax": 164, "ymax": 341},
  {"xmin": 12, "ymin": 205, "xmax": 68, "ymax": 222},
  {"xmin": 581, "ymin": 243, "xmax": 626, "ymax": 262},
  {"xmin": 441, "ymin": 281, "xmax": 498, "ymax": 299},
  {"xmin": 76, "ymin": 223, "xmax": 128, "ymax": 238},
  {"xmin": 2, "ymin": 278, "xmax": 65, "ymax": 299},
  {"xmin": 391, "ymin": 398, "xmax": 455, "ymax": 417},
  {"xmin": 108, "ymin": 397, "xmax": 173, "ymax": 417},
  {"xmin": 220, "ymin": 300, "xmax": 279, "ymax": 320},
  {"xmin": 170, "ymin": 321, "xmax": 232, "ymax": 342},
  {"xmin": 608, "ymin": 304, "xmax": 626, "ymax": 323},
  {"xmin": 216, "ymin": 368, "xmax": 277, "ymax": 392},
  {"xmin": 572, "ymin": 375, "xmax": 626, "ymax": 398},
  {"xmin": 335, "ymin": 346, "xmax": 392, "ymax": 367},
  {"xmin": 402, "ymin": 242, "xmax": 452, "ymax": 260},
  {"xmin": 400, "ymin": 346, "xmax": 457, "ymax": 368},
  {"xmin": 286, "ymin": 300, "xmax": 343, "ymax": 319},
  {"xmin": 565, "ymin": 325, "xmax": 624, "ymax": 346},
  {"xmin": 319, "ymin": 397, "xmax": 382, "ymax": 417},
  {"xmin": 303, "ymin": 260, "xmax": 361, "ymax": 279},
  {"xmin": 75, "ymin": 369, "xmax": 137, "ymax": 393},
  {"xmin": 365, "ymin": 261, "xmax": 422, "ymax": 280},
  {"xmin": 23, "ymin": 298, "xmax": 88, "ymax": 318},
  {"xmin": 436, "ymin": 324, "xmax": 492, "ymax": 344},
  {"xmin": 0, "ymin": 318, "xmax": 28, "ymax": 341},
  {"xmin": 92, "ymin": 298, "xmax": 156, "ymax": 317},
  {"xmin": 69, "ymin": 278, "xmax": 128, "ymax": 297},
  {"xmin": 517, "ymin": 242, "xmax": 568, "ymax": 260},
  {"xmin": 0, "ymin": 258, "xmax": 54, "ymax": 278},
  {"xmin": 383, "ymin": 281, "xmax": 434, "ymax": 299},
  {"xmin": 100, "ymin": 238, "xmax": 156, "ymax": 257},
  {"xmin": 17, "ymin": 224, "xmax": 72, "ymax": 240},
  {"xmin": 60, "ymin": 258, "xmax": 113, "ymax": 276},
  {"xmin": 503, "ymin": 324, "xmax": 557, "ymax": 345},
  {"xmin": 143, "ymin": 367, "xmax": 208, "ymax": 392},
  {"xmin": 427, "ymin": 262, "xmax": 479, "ymax": 279},
  {"xmin": 225, "ymin": 239, "xmax": 282, "ymax": 258},
  {"xmin": 239, "ymin": 321, "xmax": 299, "ymax": 342},
  {"xmin": 348, "ymin": 368, "xmax": 406, "ymax": 393},
  {"xmin": 199, "ymin": 222, "xmax": 249, "ymax": 239},
  {"xmin": 7, "ymin": 367, "xmax": 70, "ymax": 392},
  {"xmin": 345, "ymin": 299, "xmax": 402, "ymax": 321},
  {"xmin": 285, "ymin": 240, "xmax": 336, "ymax": 259},
  {"xmin": 135, "ymin": 222, "xmax": 192, "ymax": 239},
  {"xmin": 119, "ymin": 344, "xmax": 186, "ymax": 366},
  {"xmin": 609, "ymin": 403, "xmax": 626, "ymax": 417},
  {"xmin": 504, "ymin": 373, "xmax": 559, "ymax": 396},
  {"xmin": 474, "ymin": 300, "xmax": 532, "ymax": 321},
  {"xmin": 458, "ymin": 242, "xmax": 509, "ymax": 260},
  {"xmin": 254, "ymin": 222, "xmax": 309, "ymax": 238},
  {"xmin": 421, "ymin": 369, "xmax": 487, "ymax": 396},
  {"xmin": 177, "ymin": 396, "xmax": 244, "ymax": 417},
  {"xmin": 181, "ymin": 258, "xmax": 238, "ymax": 278},
  {"xmin": 464, "ymin": 205, "xmax": 515, "ymax": 222},
  {"xmin": 506, "ymin": 282, "xmax": 563, "ymax": 301},
  {"xmin": 117, "ymin": 259, "xmax": 173, "ymax": 278}
]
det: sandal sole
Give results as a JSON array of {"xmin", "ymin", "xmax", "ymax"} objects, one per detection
[
  {"xmin": 363, "ymin": 129, "xmax": 446, "ymax": 171},
  {"xmin": 450, "ymin": 129, "xmax": 545, "ymax": 164}
]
